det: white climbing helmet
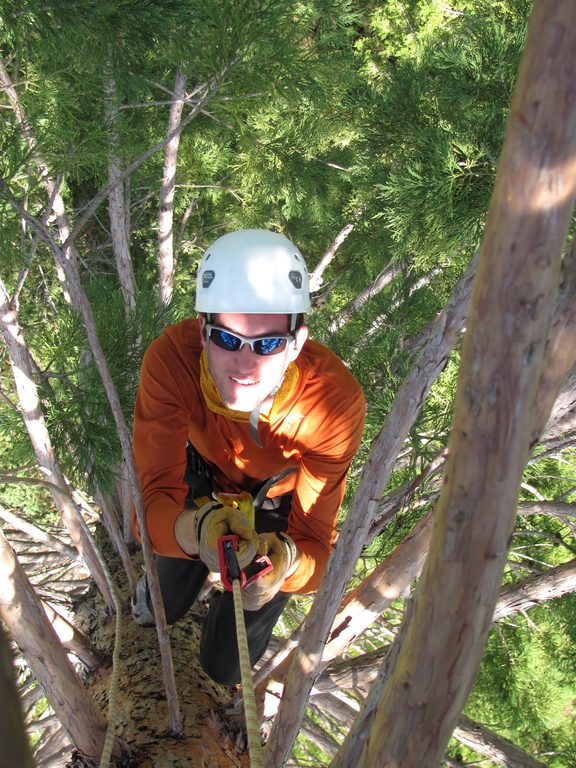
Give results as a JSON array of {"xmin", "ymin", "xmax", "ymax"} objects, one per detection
[{"xmin": 195, "ymin": 229, "xmax": 311, "ymax": 315}]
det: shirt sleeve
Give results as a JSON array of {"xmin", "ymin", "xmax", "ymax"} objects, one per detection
[
  {"xmin": 282, "ymin": 382, "xmax": 366, "ymax": 594},
  {"xmin": 132, "ymin": 333, "xmax": 197, "ymax": 558}
]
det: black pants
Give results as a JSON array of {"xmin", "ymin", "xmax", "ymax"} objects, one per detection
[{"xmin": 156, "ymin": 555, "xmax": 290, "ymax": 685}]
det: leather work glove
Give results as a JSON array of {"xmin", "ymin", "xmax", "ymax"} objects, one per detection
[
  {"xmin": 195, "ymin": 498, "xmax": 258, "ymax": 573},
  {"xmin": 241, "ymin": 532, "xmax": 298, "ymax": 612}
]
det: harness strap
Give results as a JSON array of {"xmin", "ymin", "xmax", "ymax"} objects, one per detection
[{"xmin": 252, "ymin": 466, "xmax": 296, "ymax": 510}]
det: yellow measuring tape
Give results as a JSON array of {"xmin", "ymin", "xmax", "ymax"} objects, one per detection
[
  {"xmin": 214, "ymin": 492, "xmax": 266, "ymax": 767},
  {"xmin": 231, "ymin": 577, "xmax": 265, "ymax": 768}
]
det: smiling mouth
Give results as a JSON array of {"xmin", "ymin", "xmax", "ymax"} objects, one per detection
[{"xmin": 231, "ymin": 377, "xmax": 258, "ymax": 386}]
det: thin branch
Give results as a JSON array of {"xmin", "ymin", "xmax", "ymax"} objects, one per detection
[
  {"xmin": 66, "ymin": 58, "xmax": 239, "ymax": 247},
  {"xmin": 309, "ymin": 223, "xmax": 355, "ymax": 293},
  {"xmin": 0, "ymin": 503, "xmax": 79, "ymax": 562}
]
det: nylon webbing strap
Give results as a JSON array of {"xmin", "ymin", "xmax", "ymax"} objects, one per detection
[{"xmin": 252, "ymin": 466, "xmax": 296, "ymax": 510}]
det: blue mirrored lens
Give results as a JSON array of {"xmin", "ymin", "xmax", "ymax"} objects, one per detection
[
  {"xmin": 255, "ymin": 337, "xmax": 286, "ymax": 355},
  {"xmin": 213, "ymin": 329, "xmax": 242, "ymax": 350}
]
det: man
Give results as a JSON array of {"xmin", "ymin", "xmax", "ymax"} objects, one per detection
[{"xmin": 132, "ymin": 229, "xmax": 365, "ymax": 685}]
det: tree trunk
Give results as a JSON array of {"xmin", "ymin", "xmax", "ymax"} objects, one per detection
[
  {"xmin": 354, "ymin": 3, "xmax": 576, "ymax": 766},
  {"xmin": 264, "ymin": 242, "xmax": 480, "ymax": 766},
  {"xmin": 0, "ymin": 622, "xmax": 35, "ymax": 768},
  {"xmin": 158, "ymin": 71, "xmax": 187, "ymax": 306},
  {"xmin": 0, "ymin": 528, "xmax": 111, "ymax": 761}
]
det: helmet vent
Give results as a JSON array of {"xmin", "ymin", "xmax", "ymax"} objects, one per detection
[
  {"xmin": 289, "ymin": 270, "xmax": 303, "ymax": 289},
  {"xmin": 202, "ymin": 270, "xmax": 215, "ymax": 288}
]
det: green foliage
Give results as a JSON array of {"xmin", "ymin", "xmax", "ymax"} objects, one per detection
[
  {"xmin": 350, "ymin": 0, "xmax": 529, "ymax": 271},
  {"xmin": 464, "ymin": 600, "xmax": 576, "ymax": 767}
]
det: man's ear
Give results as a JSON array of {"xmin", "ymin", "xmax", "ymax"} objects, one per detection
[
  {"xmin": 198, "ymin": 314, "xmax": 207, "ymax": 348},
  {"xmin": 288, "ymin": 325, "xmax": 308, "ymax": 361}
]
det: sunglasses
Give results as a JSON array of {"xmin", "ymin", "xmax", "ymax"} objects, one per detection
[{"xmin": 206, "ymin": 324, "xmax": 294, "ymax": 356}]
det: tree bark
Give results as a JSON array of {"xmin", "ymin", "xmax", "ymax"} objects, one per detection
[
  {"xmin": 354, "ymin": 4, "xmax": 576, "ymax": 766},
  {"xmin": 493, "ymin": 557, "xmax": 576, "ymax": 620},
  {"xmin": 158, "ymin": 71, "xmax": 187, "ymax": 306},
  {"xmin": 0, "ymin": 622, "xmax": 35, "ymax": 768},
  {"xmin": 0, "ymin": 528, "xmax": 111, "ymax": 760}
]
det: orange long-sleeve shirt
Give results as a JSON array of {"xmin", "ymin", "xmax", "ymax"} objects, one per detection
[{"xmin": 132, "ymin": 318, "xmax": 365, "ymax": 593}]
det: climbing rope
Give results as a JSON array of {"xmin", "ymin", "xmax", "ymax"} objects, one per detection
[
  {"xmin": 68, "ymin": 501, "xmax": 123, "ymax": 768},
  {"xmin": 99, "ymin": 577, "xmax": 123, "ymax": 768},
  {"xmin": 231, "ymin": 576, "xmax": 265, "ymax": 768}
]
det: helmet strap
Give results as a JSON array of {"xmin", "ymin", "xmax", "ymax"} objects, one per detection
[
  {"xmin": 249, "ymin": 375, "xmax": 285, "ymax": 449},
  {"xmin": 249, "ymin": 404, "xmax": 263, "ymax": 448}
]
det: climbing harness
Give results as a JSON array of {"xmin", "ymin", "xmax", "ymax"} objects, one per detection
[{"xmin": 218, "ymin": 535, "xmax": 272, "ymax": 768}]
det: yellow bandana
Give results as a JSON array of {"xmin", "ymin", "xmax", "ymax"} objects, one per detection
[{"xmin": 199, "ymin": 350, "xmax": 299, "ymax": 422}]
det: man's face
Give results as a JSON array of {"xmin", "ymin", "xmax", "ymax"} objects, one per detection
[{"xmin": 200, "ymin": 313, "xmax": 308, "ymax": 412}]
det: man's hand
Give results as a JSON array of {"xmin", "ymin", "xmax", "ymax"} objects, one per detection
[
  {"xmin": 242, "ymin": 532, "xmax": 298, "ymax": 611},
  {"xmin": 195, "ymin": 499, "xmax": 258, "ymax": 573}
]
